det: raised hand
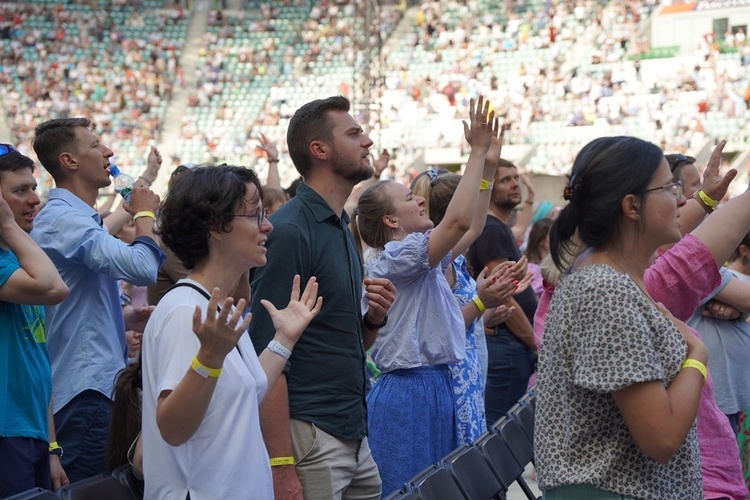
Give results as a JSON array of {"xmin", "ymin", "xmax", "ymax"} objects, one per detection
[
  {"xmin": 701, "ymin": 140, "xmax": 736, "ymax": 201},
  {"xmin": 485, "ymin": 124, "xmax": 506, "ymax": 172},
  {"xmin": 463, "ymin": 95, "xmax": 500, "ymax": 155},
  {"xmin": 261, "ymin": 275, "xmax": 322, "ymax": 347},
  {"xmin": 372, "ymin": 149, "xmax": 391, "ymax": 178},
  {"xmin": 192, "ymin": 288, "xmax": 252, "ymax": 367},
  {"xmin": 258, "ymin": 133, "xmax": 279, "ymax": 162},
  {"xmin": 146, "ymin": 146, "xmax": 162, "ymax": 176}
]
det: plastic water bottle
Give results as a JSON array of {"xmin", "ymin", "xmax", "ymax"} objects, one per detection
[{"xmin": 110, "ymin": 164, "xmax": 135, "ymax": 202}]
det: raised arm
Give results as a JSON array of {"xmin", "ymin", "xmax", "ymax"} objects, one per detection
[
  {"xmin": 691, "ymin": 184, "xmax": 750, "ymax": 267},
  {"xmin": 675, "ymin": 140, "xmax": 736, "ymax": 236},
  {"xmin": 451, "ymin": 127, "xmax": 505, "ymax": 258},
  {"xmin": 258, "ymin": 134, "xmax": 282, "ymax": 190},
  {"xmin": 427, "ymin": 96, "xmax": 496, "ymax": 268},
  {"xmin": 0, "ymin": 187, "xmax": 67, "ymax": 305},
  {"xmin": 104, "ymin": 147, "xmax": 162, "ymax": 235}
]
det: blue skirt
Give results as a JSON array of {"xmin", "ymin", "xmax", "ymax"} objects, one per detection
[{"xmin": 366, "ymin": 365, "xmax": 458, "ymax": 496}]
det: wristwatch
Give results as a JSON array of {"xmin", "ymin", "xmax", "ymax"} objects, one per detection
[
  {"xmin": 363, "ymin": 312, "xmax": 388, "ymax": 330},
  {"xmin": 48, "ymin": 442, "xmax": 63, "ymax": 458}
]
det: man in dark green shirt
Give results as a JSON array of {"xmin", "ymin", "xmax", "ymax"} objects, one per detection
[{"xmin": 250, "ymin": 96, "xmax": 395, "ymax": 499}]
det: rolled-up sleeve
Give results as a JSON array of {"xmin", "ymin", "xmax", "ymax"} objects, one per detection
[
  {"xmin": 38, "ymin": 213, "xmax": 165, "ymax": 285},
  {"xmin": 645, "ymin": 234, "xmax": 720, "ymax": 321}
]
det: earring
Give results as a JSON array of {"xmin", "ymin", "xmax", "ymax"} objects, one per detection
[{"xmin": 392, "ymin": 226, "xmax": 405, "ymax": 241}]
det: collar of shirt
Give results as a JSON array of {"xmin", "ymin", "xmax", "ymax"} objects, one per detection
[
  {"xmin": 47, "ymin": 188, "xmax": 101, "ymax": 226},
  {"xmin": 295, "ymin": 183, "xmax": 351, "ymax": 225}
]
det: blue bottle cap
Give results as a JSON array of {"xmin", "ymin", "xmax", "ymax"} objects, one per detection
[{"xmin": 109, "ymin": 164, "xmax": 120, "ymax": 176}]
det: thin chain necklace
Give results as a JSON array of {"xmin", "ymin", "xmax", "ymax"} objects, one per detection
[{"xmin": 603, "ymin": 250, "xmax": 656, "ymax": 306}]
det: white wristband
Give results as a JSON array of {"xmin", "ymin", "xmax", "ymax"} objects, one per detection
[{"xmin": 267, "ymin": 340, "xmax": 292, "ymax": 360}]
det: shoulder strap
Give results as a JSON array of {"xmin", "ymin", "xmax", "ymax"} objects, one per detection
[
  {"xmin": 166, "ymin": 281, "xmax": 213, "ymax": 303},
  {"xmin": 164, "ymin": 281, "xmax": 244, "ymax": 358}
]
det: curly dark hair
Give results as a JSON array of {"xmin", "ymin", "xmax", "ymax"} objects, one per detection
[{"xmin": 157, "ymin": 165, "xmax": 262, "ymax": 269}]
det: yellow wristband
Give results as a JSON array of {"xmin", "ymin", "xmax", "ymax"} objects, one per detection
[
  {"xmin": 269, "ymin": 456, "xmax": 295, "ymax": 466},
  {"xmin": 472, "ymin": 296, "xmax": 486, "ymax": 313},
  {"xmin": 48, "ymin": 441, "xmax": 60, "ymax": 452},
  {"xmin": 479, "ymin": 178, "xmax": 493, "ymax": 191},
  {"xmin": 696, "ymin": 190, "xmax": 718, "ymax": 208},
  {"xmin": 681, "ymin": 359, "xmax": 707, "ymax": 380},
  {"xmin": 133, "ymin": 210, "xmax": 156, "ymax": 222},
  {"xmin": 191, "ymin": 356, "xmax": 222, "ymax": 378}
]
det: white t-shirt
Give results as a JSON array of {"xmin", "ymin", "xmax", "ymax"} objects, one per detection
[{"xmin": 142, "ymin": 279, "xmax": 272, "ymax": 499}]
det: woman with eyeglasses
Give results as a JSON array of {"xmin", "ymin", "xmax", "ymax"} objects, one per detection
[
  {"xmin": 533, "ymin": 138, "xmax": 750, "ymax": 499},
  {"xmin": 536, "ymin": 136, "xmax": 707, "ymax": 499},
  {"xmin": 138, "ymin": 165, "xmax": 322, "ymax": 499}
]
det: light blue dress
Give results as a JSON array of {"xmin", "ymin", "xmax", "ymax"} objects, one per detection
[{"xmin": 449, "ymin": 255, "xmax": 487, "ymax": 445}]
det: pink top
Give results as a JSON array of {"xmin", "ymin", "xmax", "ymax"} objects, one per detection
[{"xmin": 534, "ymin": 235, "xmax": 747, "ymax": 500}]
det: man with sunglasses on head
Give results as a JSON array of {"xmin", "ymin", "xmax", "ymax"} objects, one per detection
[
  {"xmin": 30, "ymin": 118, "xmax": 166, "ymax": 482},
  {"xmin": 0, "ymin": 145, "xmax": 70, "ymax": 496}
]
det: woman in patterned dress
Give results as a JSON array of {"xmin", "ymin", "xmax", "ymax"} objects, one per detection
[
  {"xmin": 412, "ymin": 168, "xmax": 521, "ymax": 445},
  {"xmin": 537, "ymin": 136, "xmax": 707, "ymax": 499}
]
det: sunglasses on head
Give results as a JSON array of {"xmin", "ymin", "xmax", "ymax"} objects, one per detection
[
  {"xmin": 669, "ymin": 154, "xmax": 694, "ymax": 172},
  {"xmin": 0, "ymin": 144, "xmax": 19, "ymax": 156}
]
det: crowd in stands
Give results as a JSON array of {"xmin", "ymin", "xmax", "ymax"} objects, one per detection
[
  {"xmin": 0, "ymin": 0, "xmax": 187, "ymax": 186},
  {"xmin": 2, "ymin": 0, "xmax": 747, "ymax": 186},
  {"xmin": 173, "ymin": 0, "xmax": 750, "ymax": 186}
]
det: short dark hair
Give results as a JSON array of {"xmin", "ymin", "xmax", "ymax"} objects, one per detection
[
  {"xmin": 0, "ymin": 145, "xmax": 35, "ymax": 177},
  {"xmin": 550, "ymin": 136, "xmax": 663, "ymax": 271},
  {"xmin": 157, "ymin": 165, "xmax": 262, "ymax": 269},
  {"xmin": 287, "ymin": 96, "xmax": 350, "ymax": 178},
  {"xmin": 665, "ymin": 153, "xmax": 696, "ymax": 174},
  {"xmin": 33, "ymin": 117, "xmax": 92, "ymax": 179},
  {"xmin": 496, "ymin": 158, "xmax": 517, "ymax": 170}
]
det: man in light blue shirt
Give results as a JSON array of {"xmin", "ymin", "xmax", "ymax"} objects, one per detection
[{"xmin": 31, "ymin": 118, "xmax": 165, "ymax": 482}]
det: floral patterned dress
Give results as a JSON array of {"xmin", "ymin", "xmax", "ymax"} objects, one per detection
[{"xmin": 449, "ymin": 255, "xmax": 487, "ymax": 444}]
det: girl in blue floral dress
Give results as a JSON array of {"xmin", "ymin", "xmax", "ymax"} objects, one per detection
[{"xmin": 412, "ymin": 170, "xmax": 518, "ymax": 445}]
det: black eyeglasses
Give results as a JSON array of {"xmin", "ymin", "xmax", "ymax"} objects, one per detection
[
  {"xmin": 234, "ymin": 207, "xmax": 267, "ymax": 227},
  {"xmin": 642, "ymin": 180, "xmax": 683, "ymax": 198},
  {"xmin": 0, "ymin": 144, "xmax": 19, "ymax": 156}
]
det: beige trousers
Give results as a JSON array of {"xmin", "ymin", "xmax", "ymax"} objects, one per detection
[{"xmin": 290, "ymin": 419, "xmax": 381, "ymax": 500}]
